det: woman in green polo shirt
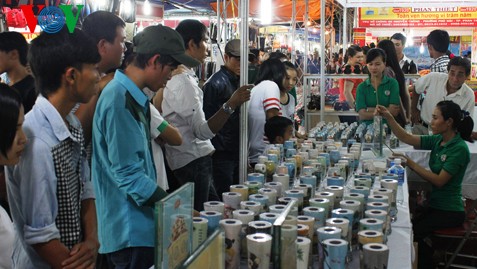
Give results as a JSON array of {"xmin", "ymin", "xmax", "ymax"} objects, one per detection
[
  {"xmin": 355, "ymin": 48, "xmax": 401, "ymax": 125},
  {"xmin": 376, "ymin": 100, "xmax": 474, "ymax": 269}
]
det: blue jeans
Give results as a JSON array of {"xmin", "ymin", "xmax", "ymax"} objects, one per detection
[
  {"xmin": 212, "ymin": 151, "xmax": 239, "ymax": 199},
  {"xmin": 173, "ymin": 156, "xmax": 219, "ymax": 211},
  {"xmin": 106, "ymin": 247, "xmax": 154, "ymax": 269}
]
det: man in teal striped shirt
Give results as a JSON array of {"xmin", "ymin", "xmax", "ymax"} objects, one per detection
[{"xmin": 92, "ymin": 25, "xmax": 199, "ymax": 269}]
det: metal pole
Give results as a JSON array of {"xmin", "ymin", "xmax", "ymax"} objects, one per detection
[
  {"xmin": 320, "ymin": 0, "xmax": 325, "ymax": 121},
  {"xmin": 291, "ymin": 0, "xmax": 297, "ymax": 64},
  {"xmin": 343, "ymin": 5, "xmax": 348, "ymax": 50},
  {"xmin": 217, "ymin": 0, "xmax": 221, "ymax": 45},
  {"xmin": 239, "ymin": 0, "xmax": 250, "ymax": 184},
  {"xmin": 223, "ymin": 0, "xmax": 228, "ymax": 41},
  {"xmin": 304, "ymin": 0, "xmax": 309, "ymax": 130}
]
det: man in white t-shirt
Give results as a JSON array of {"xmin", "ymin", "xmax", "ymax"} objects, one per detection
[{"xmin": 411, "ymin": 56, "xmax": 474, "ymax": 135}]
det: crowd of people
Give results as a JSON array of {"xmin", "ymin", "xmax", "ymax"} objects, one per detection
[{"xmin": 0, "ymin": 10, "xmax": 475, "ymax": 269}]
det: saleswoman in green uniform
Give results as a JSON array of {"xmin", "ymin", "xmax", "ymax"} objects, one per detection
[
  {"xmin": 355, "ymin": 48, "xmax": 401, "ymax": 125},
  {"xmin": 376, "ymin": 100, "xmax": 474, "ymax": 269}
]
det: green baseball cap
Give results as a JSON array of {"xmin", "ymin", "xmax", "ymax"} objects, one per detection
[{"xmin": 133, "ymin": 25, "xmax": 200, "ymax": 67}]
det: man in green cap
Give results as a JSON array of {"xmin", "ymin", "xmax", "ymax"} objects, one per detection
[{"xmin": 91, "ymin": 25, "xmax": 199, "ymax": 269}]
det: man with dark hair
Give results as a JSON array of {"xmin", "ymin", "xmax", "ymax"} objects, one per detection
[
  {"xmin": 92, "ymin": 25, "xmax": 197, "ymax": 269},
  {"xmin": 202, "ymin": 39, "xmax": 250, "ymax": 196},
  {"xmin": 76, "ymin": 10, "xmax": 126, "ymax": 145},
  {"xmin": 426, "ymin": 29, "xmax": 450, "ymax": 73},
  {"xmin": 411, "ymin": 56, "xmax": 474, "ymax": 135},
  {"xmin": 163, "ymin": 20, "xmax": 251, "ymax": 210},
  {"xmin": 391, "ymin": 32, "xmax": 411, "ymax": 69},
  {"xmin": 6, "ymin": 27, "xmax": 100, "ymax": 268},
  {"xmin": 264, "ymin": 116, "xmax": 294, "ymax": 144},
  {"xmin": 0, "ymin": 31, "xmax": 36, "ymax": 113}
]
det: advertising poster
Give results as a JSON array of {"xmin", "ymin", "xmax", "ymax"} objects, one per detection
[
  {"xmin": 359, "ymin": 7, "xmax": 477, "ymax": 27},
  {"xmin": 156, "ymin": 183, "xmax": 194, "ymax": 269}
]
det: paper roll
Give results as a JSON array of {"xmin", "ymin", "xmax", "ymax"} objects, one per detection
[
  {"xmin": 280, "ymin": 224, "xmax": 297, "ymax": 269},
  {"xmin": 327, "ymin": 176, "xmax": 345, "ymax": 187},
  {"xmin": 284, "ymin": 140, "xmax": 295, "ymax": 150},
  {"xmin": 325, "ymin": 218, "xmax": 349, "ymax": 239},
  {"xmin": 366, "ymin": 202, "xmax": 389, "ymax": 213},
  {"xmin": 284, "ymin": 162, "xmax": 296, "ymax": 180},
  {"xmin": 248, "ymin": 173, "xmax": 265, "ymax": 184},
  {"xmin": 380, "ymin": 179, "xmax": 398, "ymax": 192},
  {"xmin": 192, "ymin": 217, "xmax": 208, "ymax": 251},
  {"xmin": 358, "ymin": 230, "xmax": 384, "ymax": 249},
  {"xmin": 302, "ymin": 166, "xmax": 314, "ymax": 177},
  {"xmin": 267, "ymin": 153, "xmax": 279, "ymax": 164},
  {"xmin": 297, "ymin": 224, "xmax": 310, "ymax": 237},
  {"xmin": 222, "ymin": 192, "xmax": 242, "ymax": 219},
  {"xmin": 359, "ymin": 218, "xmax": 384, "ymax": 232},
  {"xmin": 233, "ymin": 209, "xmax": 255, "ymax": 259},
  {"xmin": 203, "ymin": 201, "xmax": 225, "ymax": 216},
  {"xmin": 246, "ymin": 233, "xmax": 273, "ymax": 269},
  {"xmin": 286, "ymin": 148, "xmax": 297, "ymax": 158},
  {"xmin": 254, "ymin": 164, "xmax": 267, "ymax": 176},
  {"xmin": 248, "ymin": 221, "xmax": 272, "ymax": 235},
  {"xmin": 317, "ymin": 226, "xmax": 342, "ymax": 242},
  {"xmin": 259, "ymin": 212, "xmax": 280, "ymax": 225},
  {"xmin": 268, "ymin": 203, "xmax": 285, "ymax": 213},
  {"xmin": 276, "ymin": 165, "xmax": 289, "ymax": 175},
  {"xmin": 322, "ymin": 238, "xmax": 348, "ymax": 269},
  {"xmin": 297, "ymin": 215, "xmax": 315, "ymax": 240},
  {"xmin": 240, "ymin": 201, "xmax": 262, "ymax": 216},
  {"xmin": 367, "ymin": 195, "xmax": 389, "ymax": 204},
  {"xmin": 303, "ymin": 206, "xmax": 326, "ymax": 229},
  {"xmin": 372, "ymin": 188, "xmax": 396, "ymax": 219},
  {"xmin": 273, "ymin": 173, "xmax": 290, "ymax": 191},
  {"xmin": 232, "ymin": 210, "xmax": 255, "ymax": 225},
  {"xmin": 309, "ymin": 197, "xmax": 331, "ymax": 218},
  {"xmin": 264, "ymin": 181, "xmax": 283, "ymax": 197},
  {"xmin": 219, "ymin": 219, "xmax": 242, "ymax": 269},
  {"xmin": 199, "ymin": 210, "xmax": 222, "ymax": 235},
  {"xmin": 244, "ymin": 181, "xmax": 262, "ymax": 195},
  {"xmin": 349, "ymin": 186, "xmax": 370, "ymax": 200},
  {"xmin": 230, "ymin": 185, "xmax": 249, "ymax": 201},
  {"xmin": 300, "ymin": 175, "xmax": 317, "ymax": 196},
  {"xmin": 354, "ymin": 177, "xmax": 372, "ymax": 188},
  {"xmin": 284, "ymin": 189, "xmax": 305, "ymax": 211},
  {"xmin": 296, "ymin": 236, "xmax": 311, "ymax": 269},
  {"xmin": 343, "ymin": 193, "xmax": 366, "ymax": 215},
  {"xmin": 257, "ymin": 155, "xmax": 268, "ymax": 164},
  {"xmin": 364, "ymin": 209, "xmax": 387, "ymax": 223},
  {"xmin": 249, "ymin": 194, "xmax": 270, "ymax": 211},
  {"xmin": 315, "ymin": 192, "xmax": 336, "ymax": 212},
  {"xmin": 339, "ymin": 200, "xmax": 361, "ymax": 216},
  {"xmin": 258, "ymin": 188, "xmax": 277, "ymax": 206},
  {"xmin": 284, "ymin": 215, "xmax": 298, "ymax": 226},
  {"xmin": 325, "ymin": 186, "xmax": 344, "ymax": 208},
  {"xmin": 362, "ymin": 243, "xmax": 389, "ymax": 269}
]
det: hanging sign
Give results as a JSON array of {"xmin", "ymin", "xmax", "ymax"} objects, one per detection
[{"xmin": 359, "ymin": 7, "xmax": 477, "ymax": 27}]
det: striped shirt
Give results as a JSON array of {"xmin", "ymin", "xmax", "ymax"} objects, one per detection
[
  {"xmin": 430, "ymin": 55, "xmax": 450, "ymax": 74},
  {"xmin": 248, "ymin": 80, "xmax": 281, "ymax": 163}
]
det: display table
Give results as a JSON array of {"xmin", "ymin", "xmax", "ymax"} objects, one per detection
[
  {"xmin": 358, "ymin": 150, "xmax": 414, "ymax": 269},
  {"xmin": 394, "ymin": 142, "xmax": 477, "ymax": 199}
]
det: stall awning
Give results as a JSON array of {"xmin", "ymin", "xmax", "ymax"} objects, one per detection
[
  {"xmin": 209, "ymin": 0, "xmax": 327, "ymax": 22},
  {"xmin": 336, "ymin": 0, "xmax": 476, "ymax": 7}
]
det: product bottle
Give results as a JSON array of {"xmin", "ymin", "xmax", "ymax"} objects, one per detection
[
  {"xmin": 388, "ymin": 158, "xmax": 405, "ymax": 205},
  {"xmin": 388, "ymin": 158, "xmax": 405, "ymax": 185}
]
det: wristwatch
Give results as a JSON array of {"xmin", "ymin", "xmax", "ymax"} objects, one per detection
[{"xmin": 222, "ymin": 102, "xmax": 235, "ymax": 115}]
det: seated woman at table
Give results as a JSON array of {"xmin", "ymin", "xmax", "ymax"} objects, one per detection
[
  {"xmin": 355, "ymin": 48, "xmax": 401, "ymax": 125},
  {"xmin": 376, "ymin": 100, "xmax": 474, "ymax": 269}
]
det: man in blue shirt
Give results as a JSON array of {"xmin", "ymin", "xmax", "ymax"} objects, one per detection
[
  {"xmin": 6, "ymin": 27, "xmax": 101, "ymax": 268},
  {"xmin": 92, "ymin": 25, "xmax": 199, "ymax": 269}
]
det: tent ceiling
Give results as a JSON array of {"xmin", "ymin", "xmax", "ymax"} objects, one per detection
[
  {"xmin": 336, "ymin": 0, "xmax": 476, "ymax": 7},
  {"xmin": 153, "ymin": 0, "xmax": 330, "ymax": 22},
  {"xmin": 210, "ymin": 0, "xmax": 326, "ymax": 22}
]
